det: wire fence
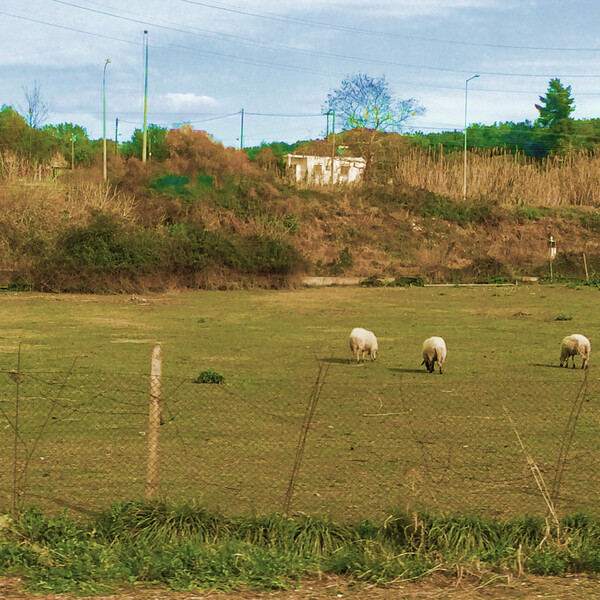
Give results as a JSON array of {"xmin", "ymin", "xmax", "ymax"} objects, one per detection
[{"xmin": 0, "ymin": 358, "xmax": 598, "ymax": 520}]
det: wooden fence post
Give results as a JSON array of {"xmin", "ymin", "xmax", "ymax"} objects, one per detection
[{"xmin": 145, "ymin": 343, "xmax": 162, "ymax": 499}]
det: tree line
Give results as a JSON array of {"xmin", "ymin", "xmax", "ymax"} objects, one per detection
[{"xmin": 0, "ymin": 76, "xmax": 597, "ymax": 172}]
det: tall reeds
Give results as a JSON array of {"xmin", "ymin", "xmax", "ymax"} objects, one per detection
[{"xmin": 396, "ymin": 148, "xmax": 600, "ymax": 207}]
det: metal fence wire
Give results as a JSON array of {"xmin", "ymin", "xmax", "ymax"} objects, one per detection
[{"xmin": 0, "ymin": 364, "xmax": 598, "ymax": 520}]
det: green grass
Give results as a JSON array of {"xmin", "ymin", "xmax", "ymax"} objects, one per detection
[
  {"xmin": 0, "ymin": 285, "xmax": 598, "ymax": 520},
  {"xmin": 2, "ymin": 503, "xmax": 600, "ymax": 594}
]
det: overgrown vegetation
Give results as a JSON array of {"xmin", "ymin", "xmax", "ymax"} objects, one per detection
[
  {"xmin": 1, "ymin": 503, "xmax": 600, "ymax": 594},
  {"xmin": 2, "ymin": 117, "xmax": 600, "ymax": 291}
]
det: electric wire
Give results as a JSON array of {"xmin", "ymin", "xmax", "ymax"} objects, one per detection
[
  {"xmin": 179, "ymin": 0, "xmax": 600, "ymax": 53},
  {"xmin": 43, "ymin": 0, "xmax": 600, "ymax": 78}
]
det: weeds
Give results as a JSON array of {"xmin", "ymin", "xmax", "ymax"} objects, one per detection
[
  {"xmin": 1, "ymin": 503, "xmax": 600, "ymax": 594},
  {"xmin": 556, "ymin": 313, "xmax": 573, "ymax": 321},
  {"xmin": 4, "ymin": 140, "xmax": 600, "ymax": 291}
]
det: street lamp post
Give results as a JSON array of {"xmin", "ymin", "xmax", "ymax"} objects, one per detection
[
  {"xmin": 142, "ymin": 30, "xmax": 149, "ymax": 163},
  {"xmin": 103, "ymin": 58, "xmax": 111, "ymax": 181},
  {"xmin": 549, "ymin": 235, "xmax": 557, "ymax": 281},
  {"xmin": 463, "ymin": 74, "xmax": 479, "ymax": 200}
]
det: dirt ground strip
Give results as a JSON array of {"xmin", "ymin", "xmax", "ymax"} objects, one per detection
[{"xmin": 2, "ymin": 574, "xmax": 600, "ymax": 600}]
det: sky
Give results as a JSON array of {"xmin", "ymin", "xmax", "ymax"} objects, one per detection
[{"xmin": 1, "ymin": 0, "xmax": 600, "ymax": 148}]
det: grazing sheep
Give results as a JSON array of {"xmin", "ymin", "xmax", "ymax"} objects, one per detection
[
  {"xmin": 422, "ymin": 336, "xmax": 447, "ymax": 374},
  {"xmin": 349, "ymin": 327, "xmax": 378, "ymax": 363},
  {"xmin": 560, "ymin": 334, "xmax": 590, "ymax": 369}
]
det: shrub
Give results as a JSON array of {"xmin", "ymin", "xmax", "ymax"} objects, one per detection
[
  {"xmin": 328, "ymin": 247, "xmax": 354, "ymax": 275},
  {"xmin": 359, "ymin": 275, "xmax": 386, "ymax": 287},
  {"xmin": 556, "ymin": 313, "xmax": 573, "ymax": 321},
  {"xmin": 282, "ymin": 213, "xmax": 300, "ymax": 234},
  {"xmin": 418, "ymin": 193, "xmax": 495, "ymax": 226},
  {"xmin": 51, "ymin": 214, "xmax": 162, "ymax": 272},
  {"xmin": 166, "ymin": 224, "xmax": 301, "ymax": 275},
  {"xmin": 195, "ymin": 370, "xmax": 224, "ymax": 384},
  {"xmin": 149, "ymin": 174, "xmax": 191, "ymax": 199},
  {"xmin": 237, "ymin": 235, "xmax": 301, "ymax": 274},
  {"xmin": 577, "ymin": 211, "xmax": 600, "ymax": 234},
  {"xmin": 514, "ymin": 205, "xmax": 550, "ymax": 222},
  {"xmin": 391, "ymin": 276, "xmax": 425, "ymax": 287}
]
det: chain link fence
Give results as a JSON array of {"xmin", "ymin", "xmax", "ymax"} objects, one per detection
[{"xmin": 0, "ymin": 359, "xmax": 598, "ymax": 520}]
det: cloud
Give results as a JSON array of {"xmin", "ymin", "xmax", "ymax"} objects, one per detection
[{"xmin": 161, "ymin": 92, "xmax": 219, "ymax": 112}]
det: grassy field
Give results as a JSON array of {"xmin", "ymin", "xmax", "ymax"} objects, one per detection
[{"xmin": 0, "ymin": 284, "xmax": 598, "ymax": 520}]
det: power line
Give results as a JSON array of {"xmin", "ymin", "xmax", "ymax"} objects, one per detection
[
  {"xmin": 41, "ymin": 1, "xmax": 600, "ymax": 78},
  {"xmin": 244, "ymin": 112, "xmax": 323, "ymax": 118},
  {"xmin": 0, "ymin": 9, "xmax": 344, "ymax": 79},
  {"xmin": 2, "ymin": 9, "xmax": 600, "ymax": 94},
  {"xmin": 179, "ymin": 0, "xmax": 600, "ymax": 53},
  {"xmin": 0, "ymin": 9, "xmax": 134, "ymax": 45}
]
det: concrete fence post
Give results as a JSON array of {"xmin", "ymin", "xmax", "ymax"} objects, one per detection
[{"xmin": 145, "ymin": 343, "xmax": 162, "ymax": 499}]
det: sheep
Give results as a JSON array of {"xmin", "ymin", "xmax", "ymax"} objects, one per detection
[
  {"xmin": 422, "ymin": 336, "xmax": 447, "ymax": 374},
  {"xmin": 560, "ymin": 334, "xmax": 590, "ymax": 369},
  {"xmin": 349, "ymin": 327, "xmax": 378, "ymax": 363}
]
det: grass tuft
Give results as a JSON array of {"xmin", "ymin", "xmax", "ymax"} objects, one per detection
[
  {"xmin": 2, "ymin": 504, "xmax": 600, "ymax": 593},
  {"xmin": 195, "ymin": 369, "xmax": 225, "ymax": 384}
]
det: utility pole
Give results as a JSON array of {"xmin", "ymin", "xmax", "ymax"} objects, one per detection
[
  {"xmin": 102, "ymin": 58, "xmax": 111, "ymax": 181},
  {"xmin": 142, "ymin": 30, "xmax": 149, "ymax": 163},
  {"xmin": 240, "ymin": 108, "xmax": 244, "ymax": 149},
  {"xmin": 330, "ymin": 110, "xmax": 335, "ymax": 185},
  {"xmin": 463, "ymin": 74, "xmax": 479, "ymax": 200},
  {"xmin": 115, "ymin": 118, "xmax": 119, "ymax": 155},
  {"xmin": 71, "ymin": 134, "xmax": 75, "ymax": 170}
]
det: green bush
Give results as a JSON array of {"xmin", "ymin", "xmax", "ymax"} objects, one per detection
[
  {"xmin": 195, "ymin": 171, "xmax": 214, "ymax": 191},
  {"xmin": 166, "ymin": 224, "xmax": 300, "ymax": 275},
  {"xmin": 282, "ymin": 214, "xmax": 300, "ymax": 234},
  {"xmin": 150, "ymin": 174, "xmax": 191, "ymax": 197},
  {"xmin": 53, "ymin": 215, "xmax": 162, "ymax": 272},
  {"xmin": 391, "ymin": 276, "xmax": 425, "ymax": 287},
  {"xmin": 239, "ymin": 235, "xmax": 301, "ymax": 274},
  {"xmin": 328, "ymin": 247, "xmax": 354, "ymax": 275},
  {"xmin": 195, "ymin": 370, "xmax": 225, "ymax": 384},
  {"xmin": 359, "ymin": 275, "xmax": 386, "ymax": 287},
  {"xmin": 514, "ymin": 205, "xmax": 550, "ymax": 222},
  {"xmin": 421, "ymin": 194, "xmax": 494, "ymax": 226},
  {"xmin": 577, "ymin": 211, "xmax": 600, "ymax": 234},
  {"xmin": 556, "ymin": 313, "xmax": 573, "ymax": 321}
]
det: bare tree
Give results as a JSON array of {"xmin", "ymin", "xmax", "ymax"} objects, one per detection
[
  {"xmin": 323, "ymin": 73, "xmax": 425, "ymax": 181},
  {"xmin": 21, "ymin": 81, "xmax": 51, "ymax": 128},
  {"xmin": 323, "ymin": 73, "xmax": 424, "ymax": 133}
]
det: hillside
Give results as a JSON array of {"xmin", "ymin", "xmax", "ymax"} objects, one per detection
[{"xmin": 1, "ymin": 128, "xmax": 600, "ymax": 292}]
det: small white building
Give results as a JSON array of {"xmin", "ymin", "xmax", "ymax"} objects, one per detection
[{"xmin": 287, "ymin": 154, "xmax": 366, "ymax": 185}]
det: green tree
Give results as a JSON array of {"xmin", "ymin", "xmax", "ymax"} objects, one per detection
[
  {"xmin": 44, "ymin": 123, "xmax": 97, "ymax": 167},
  {"xmin": 0, "ymin": 106, "xmax": 56, "ymax": 162},
  {"xmin": 0, "ymin": 106, "xmax": 29, "ymax": 151},
  {"xmin": 121, "ymin": 125, "xmax": 169, "ymax": 161},
  {"xmin": 535, "ymin": 78, "xmax": 575, "ymax": 127},
  {"xmin": 323, "ymin": 73, "xmax": 424, "ymax": 132}
]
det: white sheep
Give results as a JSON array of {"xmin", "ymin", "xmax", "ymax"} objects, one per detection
[
  {"xmin": 349, "ymin": 327, "xmax": 378, "ymax": 363},
  {"xmin": 560, "ymin": 334, "xmax": 590, "ymax": 369},
  {"xmin": 422, "ymin": 336, "xmax": 447, "ymax": 374}
]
